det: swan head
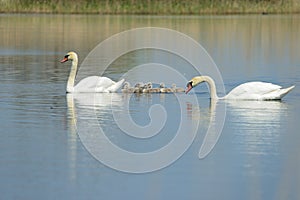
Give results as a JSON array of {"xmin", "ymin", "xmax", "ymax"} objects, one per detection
[
  {"xmin": 145, "ymin": 82, "xmax": 152, "ymax": 89},
  {"xmin": 185, "ymin": 76, "xmax": 205, "ymax": 94},
  {"xmin": 122, "ymin": 82, "xmax": 131, "ymax": 89},
  {"xmin": 60, "ymin": 52, "xmax": 78, "ymax": 63},
  {"xmin": 159, "ymin": 82, "xmax": 165, "ymax": 88}
]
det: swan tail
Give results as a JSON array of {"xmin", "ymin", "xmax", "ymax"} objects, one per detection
[
  {"xmin": 264, "ymin": 85, "xmax": 295, "ymax": 100},
  {"xmin": 107, "ymin": 79, "xmax": 125, "ymax": 92},
  {"xmin": 278, "ymin": 85, "xmax": 295, "ymax": 99}
]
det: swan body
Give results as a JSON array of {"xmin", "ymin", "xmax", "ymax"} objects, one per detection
[
  {"xmin": 186, "ymin": 76, "xmax": 295, "ymax": 100},
  {"xmin": 61, "ymin": 52, "xmax": 124, "ymax": 93}
]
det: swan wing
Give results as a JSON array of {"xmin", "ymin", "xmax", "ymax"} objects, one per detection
[
  {"xmin": 74, "ymin": 76, "xmax": 102, "ymax": 92},
  {"xmin": 226, "ymin": 82, "xmax": 282, "ymax": 100},
  {"xmin": 74, "ymin": 76, "xmax": 124, "ymax": 93},
  {"xmin": 94, "ymin": 77, "xmax": 125, "ymax": 92},
  {"xmin": 106, "ymin": 79, "xmax": 125, "ymax": 92}
]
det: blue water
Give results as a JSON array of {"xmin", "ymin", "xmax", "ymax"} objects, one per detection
[{"xmin": 0, "ymin": 14, "xmax": 300, "ymax": 200}]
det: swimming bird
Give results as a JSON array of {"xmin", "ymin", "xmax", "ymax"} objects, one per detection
[
  {"xmin": 171, "ymin": 83, "xmax": 185, "ymax": 93},
  {"xmin": 121, "ymin": 82, "xmax": 135, "ymax": 93},
  {"xmin": 148, "ymin": 83, "xmax": 161, "ymax": 93},
  {"xmin": 150, "ymin": 88, "xmax": 161, "ymax": 93},
  {"xmin": 142, "ymin": 82, "xmax": 153, "ymax": 93},
  {"xmin": 185, "ymin": 75, "xmax": 295, "ymax": 100},
  {"xmin": 145, "ymin": 82, "xmax": 160, "ymax": 93},
  {"xmin": 61, "ymin": 52, "xmax": 124, "ymax": 93},
  {"xmin": 159, "ymin": 82, "xmax": 172, "ymax": 93},
  {"xmin": 134, "ymin": 82, "xmax": 145, "ymax": 93}
]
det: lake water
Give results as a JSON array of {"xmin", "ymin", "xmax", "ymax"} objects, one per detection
[{"xmin": 1, "ymin": 14, "xmax": 300, "ymax": 200}]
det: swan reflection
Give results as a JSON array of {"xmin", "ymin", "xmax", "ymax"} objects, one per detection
[
  {"xmin": 66, "ymin": 93, "xmax": 125, "ymax": 180},
  {"xmin": 187, "ymin": 99, "xmax": 226, "ymax": 159},
  {"xmin": 68, "ymin": 93, "xmax": 124, "ymax": 109},
  {"xmin": 227, "ymin": 100, "xmax": 287, "ymax": 127},
  {"xmin": 67, "ymin": 92, "xmax": 286, "ymax": 165},
  {"xmin": 226, "ymin": 100, "xmax": 288, "ymax": 156},
  {"xmin": 188, "ymin": 98, "xmax": 289, "ymax": 159},
  {"xmin": 67, "ymin": 92, "xmax": 203, "ymax": 173},
  {"xmin": 67, "ymin": 91, "xmax": 266, "ymax": 173}
]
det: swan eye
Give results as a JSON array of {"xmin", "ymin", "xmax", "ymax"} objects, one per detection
[{"xmin": 64, "ymin": 55, "xmax": 69, "ymax": 59}]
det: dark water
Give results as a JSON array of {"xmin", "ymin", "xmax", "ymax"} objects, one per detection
[{"xmin": 0, "ymin": 14, "xmax": 300, "ymax": 200}]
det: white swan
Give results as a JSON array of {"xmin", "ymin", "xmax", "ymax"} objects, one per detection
[
  {"xmin": 60, "ymin": 52, "xmax": 124, "ymax": 93},
  {"xmin": 185, "ymin": 76, "xmax": 295, "ymax": 100}
]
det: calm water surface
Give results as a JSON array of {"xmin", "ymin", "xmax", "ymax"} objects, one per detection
[{"xmin": 0, "ymin": 14, "xmax": 300, "ymax": 200}]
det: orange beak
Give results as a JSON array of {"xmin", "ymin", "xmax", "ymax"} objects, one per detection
[
  {"xmin": 185, "ymin": 82, "xmax": 193, "ymax": 94},
  {"xmin": 60, "ymin": 57, "xmax": 68, "ymax": 63}
]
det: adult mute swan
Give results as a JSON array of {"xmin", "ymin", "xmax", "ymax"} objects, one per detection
[
  {"xmin": 185, "ymin": 76, "xmax": 295, "ymax": 100},
  {"xmin": 60, "ymin": 52, "xmax": 124, "ymax": 93}
]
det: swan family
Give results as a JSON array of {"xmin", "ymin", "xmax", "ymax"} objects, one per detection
[
  {"xmin": 185, "ymin": 76, "xmax": 294, "ymax": 100},
  {"xmin": 61, "ymin": 52, "xmax": 294, "ymax": 100}
]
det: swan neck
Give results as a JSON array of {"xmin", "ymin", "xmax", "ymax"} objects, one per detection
[
  {"xmin": 67, "ymin": 59, "xmax": 78, "ymax": 93},
  {"xmin": 203, "ymin": 76, "xmax": 219, "ymax": 99}
]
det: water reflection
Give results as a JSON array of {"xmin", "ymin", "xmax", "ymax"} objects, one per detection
[
  {"xmin": 197, "ymin": 99, "xmax": 226, "ymax": 158},
  {"xmin": 65, "ymin": 92, "xmax": 230, "ymax": 172},
  {"xmin": 66, "ymin": 94, "xmax": 78, "ymax": 182},
  {"xmin": 227, "ymin": 100, "xmax": 286, "ymax": 123},
  {"xmin": 66, "ymin": 90, "xmax": 288, "ymax": 171},
  {"xmin": 66, "ymin": 93, "xmax": 126, "ymax": 180},
  {"xmin": 227, "ymin": 100, "xmax": 287, "ymax": 156},
  {"xmin": 2, "ymin": 15, "xmax": 299, "ymax": 83}
]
